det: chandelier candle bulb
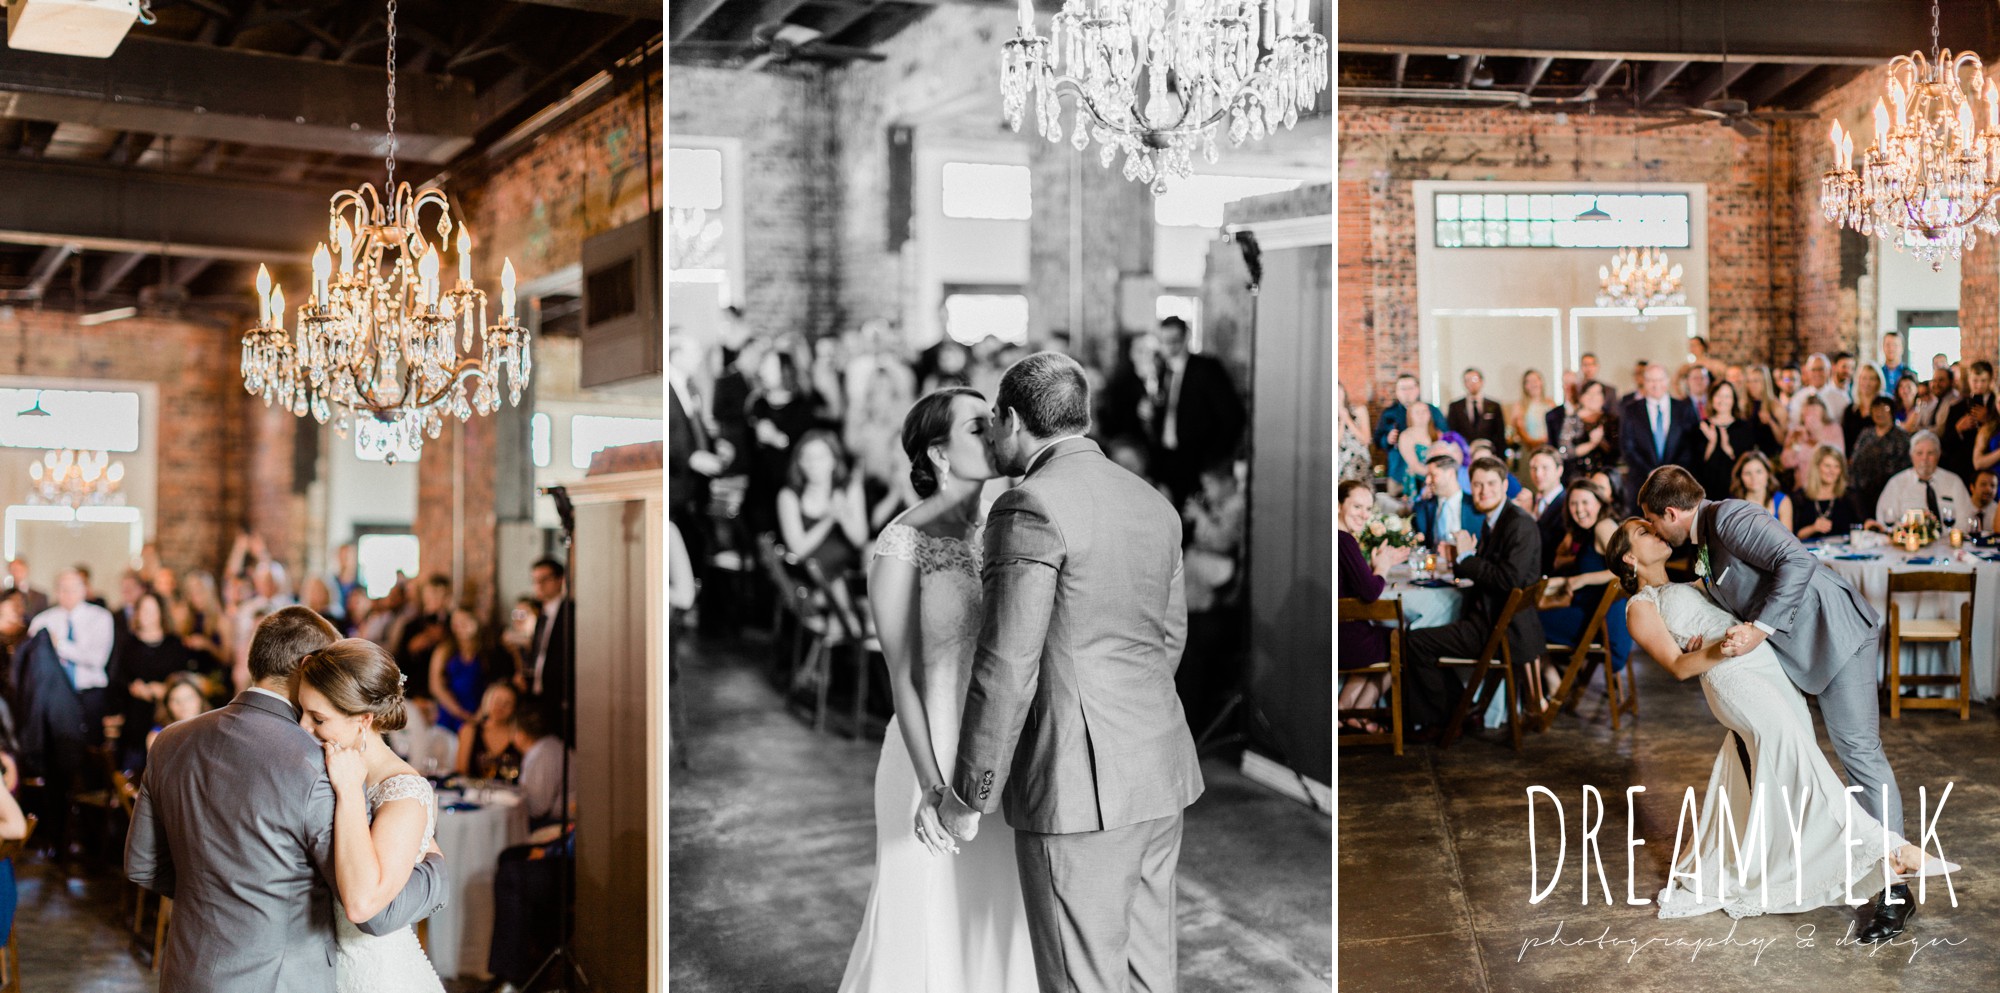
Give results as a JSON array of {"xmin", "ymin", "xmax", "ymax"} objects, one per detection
[
  {"xmin": 1017, "ymin": 0, "xmax": 1032, "ymax": 32},
  {"xmin": 501, "ymin": 259, "xmax": 516, "ymax": 320},
  {"xmin": 419, "ymin": 247, "xmax": 440, "ymax": 308},
  {"xmin": 457, "ymin": 226, "xmax": 472, "ymax": 283},
  {"xmin": 271, "ymin": 284, "xmax": 285, "ymax": 330},
  {"xmin": 311, "ymin": 244, "xmax": 332, "ymax": 306}
]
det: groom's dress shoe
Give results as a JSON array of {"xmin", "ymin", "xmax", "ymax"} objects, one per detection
[{"xmin": 1860, "ymin": 884, "xmax": 1916, "ymax": 943}]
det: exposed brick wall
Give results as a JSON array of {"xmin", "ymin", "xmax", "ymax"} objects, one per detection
[
  {"xmin": 1791, "ymin": 67, "xmax": 1886, "ymax": 362},
  {"xmin": 413, "ymin": 415, "xmax": 501, "ymax": 617},
  {"xmin": 2, "ymin": 311, "xmax": 252, "ymax": 576}
]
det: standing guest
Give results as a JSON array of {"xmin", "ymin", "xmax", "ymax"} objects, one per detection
[
  {"xmin": 1973, "ymin": 409, "xmax": 2000, "ymax": 481},
  {"xmin": 1577, "ymin": 352, "xmax": 1602, "ymax": 389},
  {"xmin": 1370, "ymin": 373, "xmax": 1447, "ymax": 454},
  {"xmin": 329, "ymin": 543, "xmax": 362, "ymax": 613},
  {"xmin": 1772, "ymin": 365, "xmax": 1801, "ymax": 429},
  {"xmin": 1100, "ymin": 331, "xmax": 1162, "ymax": 447},
  {"xmin": 1513, "ymin": 446, "xmax": 1568, "ymax": 573},
  {"xmin": 392, "ymin": 574, "xmax": 451, "ymax": 703},
  {"xmin": 1559, "ymin": 370, "xmax": 1581, "ymax": 409},
  {"xmin": 513, "ymin": 700, "xmax": 574, "ymax": 830},
  {"xmin": 844, "ymin": 358, "xmax": 917, "ymax": 507},
  {"xmin": 1793, "ymin": 445, "xmax": 1863, "ymax": 540},
  {"xmin": 1695, "ymin": 380, "xmax": 1755, "ymax": 500},
  {"xmin": 777, "ymin": 429, "xmax": 869, "ymax": 581},
  {"xmin": 1386, "ymin": 400, "xmax": 1440, "ymax": 499},
  {"xmin": 175, "ymin": 570, "xmax": 226, "ymax": 669},
  {"xmin": 1411, "ymin": 454, "xmax": 1480, "ymax": 551},
  {"xmin": 145, "ymin": 672, "xmax": 209, "ymax": 751},
  {"xmin": 1402, "ymin": 458, "xmax": 1543, "ymax": 733},
  {"xmin": 1879, "ymin": 330, "xmax": 1917, "ymax": 395},
  {"xmin": 1620, "ymin": 359, "xmax": 1650, "ymax": 408},
  {"xmin": 429, "ymin": 606, "xmax": 493, "ymax": 735},
  {"xmin": 1742, "ymin": 364, "xmax": 1782, "ymax": 450},
  {"xmin": 499, "ymin": 596, "xmax": 540, "ymax": 679},
  {"xmin": 746, "ymin": 349, "xmax": 822, "ymax": 537},
  {"xmin": 1789, "ymin": 352, "xmax": 1849, "ymax": 429},
  {"xmin": 1910, "ymin": 368, "xmax": 1956, "ymax": 434},
  {"xmin": 1683, "ymin": 366, "xmax": 1713, "ymax": 419},
  {"xmin": 521, "ymin": 558, "xmax": 574, "ymax": 709},
  {"xmin": 299, "ymin": 576, "xmax": 338, "ymax": 628},
  {"xmin": 1725, "ymin": 364, "xmax": 1746, "ymax": 387},
  {"xmin": 1550, "ymin": 379, "xmax": 1619, "ymax": 481},
  {"xmin": 1967, "ymin": 470, "xmax": 1999, "ymax": 532},
  {"xmin": 116, "ymin": 570, "xmax": 148, "ymax": 630},
  {"xmin": 1446, "ymin": 367, "xmax": 1507, "ymax": 452},
  {"xmin": 342, "ymin": 588, "xmax": 374, "ymax": 639},
  {"xmin": 710, "ymin": 324, "xmax": 763, "ymax": 466},
  {"xmin": 1338, "ymin": 381, "xmax": 1374, "ymax": 484},
  {"xmin": 1731, "ymin": 450, "xmax": 1793, "ymax": 532},
  {"xmin": 1850, "ymin": 397, "xmax": 1913, "ymax": 523},
  {"xmin": 1336, "ymin": 480, "xmax": 1411, "ymax": 734},
  {"xmin": 1939, "ymin": 359, "xmax": 1995, "ymax": 480},
  {"xmin": 0, "ymin": 591, "xmax": 28, "ymax": 666},
  {"xmin": 1782, "ymin": 395, "xmax": 1844, "ymax": 487},
  {"xmin": 670, "ymin": 333, "xmax": 730, "ymax": 571},
  {"xmin": 1678, "ymin": 335, "xmax": 1728, "ymax": 381},
  {"xmin": 1831, "ymin": 351, "xmax": 1857, "ymax": 400},
  {"xmin": 1148, "ymin": 316, "xmax": 1247, "ymax": 507},
  {"xmin": 919, "ymin": 339, "xmax": 973, "ymax": 393},
  {"xmin": 1509, "ymin": 370, "xmax": 1556, "ymax": 455},
  {"xmin": 1842, "ymin": 364, "xmax": 1887, "ymax": 454},
  {"xmin": 809, "ymin": 335, "xmax": 849, "ymax": 423},
  {"xmin": 109, "ymin": 590, "xmax": 196, "ymax": 769},
  {"xmin": 1892, "ymin": 374, "xmax": 1923, "ymax": 429},
  {"xmin": 1534, "ymin": 479, "xmax": 1633, "ymax": 714},
  {"xmin": 28, "ymin": 568, "xmax": 117, "ymax": 743},
  {"xmin": 7, "ymin": 559, "xmax": 47, "ymax": 620},
  {"xmin": 456, "ymin": 681, "xmax": 523, "ymax": 781},
  {"xmin": 1876, "ymin": 430, "xmax": 1974, "ymax": 525},
  {"xmin": 1619, "ymin": 363, "xmax": 1699, "ymax": 513}
]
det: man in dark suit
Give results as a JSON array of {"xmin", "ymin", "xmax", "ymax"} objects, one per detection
[
  {"xmin": 668, "ymin": 334, "xmax": 731, "ymax": 576},
  {"xmin": 1148, "ymin": 316, "xmax": 1246, "ymax": 508},
  {"xmin": 1402, "ymin": 457, "xmax": 1544, "ymax": 731},
  {"xmin": 1446, "ymin": 367, "xmax": 1507, "ymax": 452},
  {"xmin": 1514, "ymin": 446, "xmax": 1568, "ymax": 573},
  {"xmin": 8, "ymin": 558, "xmax": 48, "ymax": 619},
  {"xmin": 1619, "ymin": 363, "xmax": 1699, "ymax": 514},
  {"xmin": 521, "ymin": 557, "xmax": 575, "ymax": 737},
  {"xmin": 1411, "ymin": 454, "xmax": 1482, "ymax": 551},
  {"xmin": 1939, "ymin": 359, "xmax": 1994, "ymax": 480}
]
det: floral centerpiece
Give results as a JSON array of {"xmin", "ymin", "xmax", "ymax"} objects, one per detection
[
  {"xmin": 1892, "ymin": 509, "xmax": 1942, "ymax": 549},
  {"xmin": 1357, "ymin": 513, "xmax": 1423, "ymax": 557}
]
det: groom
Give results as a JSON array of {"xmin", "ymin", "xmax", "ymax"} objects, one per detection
[
  {"xmin": 127, "ymin": 606, "xmax": 449, "ymax": 991},
  {"xmin": 1638, "ymin": 465, "xmax": 1916, "ymax": 942},
  {"xmin": 938, "ymin": 352, "xmax": 1205, "ymax": 993}
]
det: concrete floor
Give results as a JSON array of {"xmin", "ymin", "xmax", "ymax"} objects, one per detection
[
  {"xmin": 1338, "ymin": 658, "xmax": 2000, "ymax": 993},
  {"xmin": 668, "ymin": 634, "xmax": 1333, "ymax": 992}
]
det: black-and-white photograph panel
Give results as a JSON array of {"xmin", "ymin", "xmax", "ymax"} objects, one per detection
[
  {"xmin": 666, "ymin": 0, "xmax": 1331, "ymax": 989},
  {"xmin": 1339, "ymin": 2, "xmax": 1997, "ymax": 991},
  {"xmin": 0, "ymin": 4, "xmax": 664, "ymax": 992}
]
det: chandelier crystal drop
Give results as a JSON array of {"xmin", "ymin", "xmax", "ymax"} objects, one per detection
[
  {"xmin": 999, "ymin": 0, "xmax": 1328, "ymax": 193},
  {"xmin": 240, "ymin": 0, "xmax": 530, "ymax": 465},
  {"xmin": 27, "ymin": 449, "xmax": 125, "ymax": 510},
  {"xmin": 1821, "ymin": 0, "xmax": 2000, "ymax": 270},
  {"xmin": 1595, "ymin": 246, "xmax": 1686, "ymax": 321}
]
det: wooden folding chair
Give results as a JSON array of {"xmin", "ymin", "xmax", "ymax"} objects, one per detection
[
  {"xmin": 1535, "ymin": 585, "xmax": 1634, "ymax": 732},
  {"xmin": 0, "ymin": 814, "xmax": 36, "ymax": 993},
  {"xmin": 757, "ymin": 534, "xmax": 819, "ymax": 678},
  {"xmin": 1438, "ymin": 579, "xmax": 1546, "ymax": 751},
  {"xmin": 798, "ymin": 560, "xmax": 882, "ymax": 738},
  {"xmin": 1337, "ymin": 597, "xmax": 1405, "ymax": 755},
  {"xmin": 1886, "ymin": 569, "xmax": 1977, "ymax": 720}
]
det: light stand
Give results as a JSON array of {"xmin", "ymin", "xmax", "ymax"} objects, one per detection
[
  {"xmin": 1196, "ymin": 231, "xmax": 1261, "ymax": 757},
  {"xmin": 522, "ymin": 484, "xmax": 586, "ymax": 993}
]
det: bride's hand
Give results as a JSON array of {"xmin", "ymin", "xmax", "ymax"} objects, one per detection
[
  {"xmin": 1683, "ymin": 634, "xmax": 1704, "ymax": 653},
  {"xmin": 323, "ymin": 740, "xmax": 368, "ymax": 798},
  {"xmin": 915, "ymin": 790, "xmax": 958, "ymax": 857}
]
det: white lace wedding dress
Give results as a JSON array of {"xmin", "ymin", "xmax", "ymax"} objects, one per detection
[
  {"xmin": 335, "ymin": 773, "xmax": 446, "ymax": 993},
  {"xmin": 836, "ymin": 520, "xmax": 1036, "ymax": 993},
  {"xmin": 1635, "ymin": 583, "xmax": 1911, "ymax": 920}
]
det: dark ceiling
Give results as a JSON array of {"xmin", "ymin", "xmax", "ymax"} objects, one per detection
[
  {"xmin": 0, "ymin": 0, "xmax": 660, "ymax": 318},
  {"xmin": 1338, "ymin": 0, "xmax": 2000, "ymax": 119}
]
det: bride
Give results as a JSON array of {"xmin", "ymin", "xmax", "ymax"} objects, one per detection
[
  {"xmin": 294, "ymin": 639, "xmax": 446, "ymax": 993},
  {"xmin": 837, "ymin": 387, "xmax": 1036, "ymax": 992},
  {"xmin": 1606, "ymin": 520, "xmax": 1954, "ymax": 919}
]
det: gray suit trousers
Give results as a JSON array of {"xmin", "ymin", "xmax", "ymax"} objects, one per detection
[
  {"xmin": 1015, "ymin": 813, "xmax": 1183, "ymax": 993},
  {"xmin": 1816, "ymin": 636, "xmax": 1904, "ymax": 836}
]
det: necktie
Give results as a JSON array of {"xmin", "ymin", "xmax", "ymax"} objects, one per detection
[
  {"xmin": 1654, "ymin": 403, "xmax": 1667, "ymax": 460},
  {"xmin": 681, "ymin": 384, "xmax": 710, "ymax": 451},
  {"xmin": 1926, "ymin": 480, "xmax": 1941, "ymax": 518},
  {"xmin": 1160, "ymin": 361, "xmax": 1180, "ymax": 450}
]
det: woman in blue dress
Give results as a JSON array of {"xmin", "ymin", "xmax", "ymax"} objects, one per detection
[
  {"xmin": 1533, "ymin": 478, "xmax": 1633, "ymax": 712},
  {"xmin": 428, "ymin": 607, "xmax": 492, "ymax": 734}
]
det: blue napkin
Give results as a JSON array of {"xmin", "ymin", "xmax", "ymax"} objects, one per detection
[
  {"xmin": 1410, "ymin": 579, "xmax": 1458, "ymax": 589},
  {"xmin": 1834, "ymin": 552, "xmax": 1881, "ymax": 561},
  {"xmin": 442, "ymin": 801, "xmax": 484, "ymax": 813},
  {"xmin": 1905, "ymin": 556, "xmax": 1942, "ymax": 565}
]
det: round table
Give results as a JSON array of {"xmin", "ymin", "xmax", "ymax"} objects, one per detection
[
  {"xmin": 1812, "ymin": 541, "xmax": 2000, "ymax": 701},
  {"xmin": 427, "ymin": 785, "xmax": 530, "ymax": 980}
]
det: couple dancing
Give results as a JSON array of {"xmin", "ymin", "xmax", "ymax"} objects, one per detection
[
  {"xmin": 126, "ymin": 605, "xmax": 451, "ymax": 992},
  {"xmin": 837, "ymin": 352, "xmax": 1205, "ymax": 992},
  {"xmin": 1612, "ymin": 466, "xmax": 1955, "ymax": 933}
]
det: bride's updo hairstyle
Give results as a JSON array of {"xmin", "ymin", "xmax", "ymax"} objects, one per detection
[
  {"xmin": 292, "ymin": 638, "xmax": 409, "ymax": 732},
  {"xmin": 902, "ymin": 387, "xmax": 984, "ymax": 498},
  {"xmin": 1605, "ymin": 519, "xmax": 1647, "ymax": 597}
]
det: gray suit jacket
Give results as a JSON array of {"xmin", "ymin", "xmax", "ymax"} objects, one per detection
[
  {"xmin": 126, "ymin": 690, "xmax": 449, "ymax": 993},
  {"xmin": 1698, "ymin": 499, "xmax": 1881, "ymax": 695},
  {"xmin": 954, "ymin": 437, "xmax": 1205, "ymax": 835}
]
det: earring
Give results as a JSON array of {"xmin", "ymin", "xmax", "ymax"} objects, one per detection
[{"xmin": 939, "ymin": 462, "xmax": 951, "ymax": 481}]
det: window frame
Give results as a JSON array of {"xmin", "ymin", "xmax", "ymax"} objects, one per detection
[{"xmin": 1430, "ymin": 190, "xmax": 1693, "ymax": 250}]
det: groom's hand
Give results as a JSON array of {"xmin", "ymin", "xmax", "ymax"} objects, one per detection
[
  {"xmin": 937, "ymin": 788, "xmax": 982, "ymax": 841},
  {"xmin": 1720, "ymin": 623, "xmax": 1767, "ymax": 657}
]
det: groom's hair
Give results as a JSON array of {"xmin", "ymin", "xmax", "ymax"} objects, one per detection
[
  {"xmin": 997, "ymin": 352, "xmax": 1091, "ymax": 438},
  {"xmin": 248, "ymin": 605, "xmax": 340, "ymax": 684},
  {"xmin": 1637, "ymin": 465, "xmax": 1705, "ymax": 515}
]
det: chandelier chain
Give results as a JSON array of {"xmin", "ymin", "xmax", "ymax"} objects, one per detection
[
  {"xmin": 385, "ymin": 0, "xmax": 399, "ymax": 195},
  {"xmin": 1932, "ymin": 0, "xmax": 1941, "ymax": 64}
]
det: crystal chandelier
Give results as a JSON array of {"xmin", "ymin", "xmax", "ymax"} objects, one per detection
[
  {"xmin": 1821, "ymin": 0, "xmax": 2000, "ymax": 270},
  {"xmin": 1596, "ymin": 246, "xmax": 1685, "ymax": 321},
  {"xmin": 999, "ymin": 0, "xmax": 1328, "ymax": 193},
  {"xmin": 241, "ymin": 0, "xmax": 531, "ymax": 464},
  {"xmin": 27, "ymin": 449, "xmax": 124, "ymax": 510}
]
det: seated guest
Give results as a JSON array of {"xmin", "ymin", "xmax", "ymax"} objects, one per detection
[
  {"xmin": 109, "ymin": 590, "xmax": 198, "ymax": 770},
  {"xmin": 1877, "ymin": 430, "xmax": 1975, "ymax": 525},
  {"xmin": 1533, "ymin": 479, "xmax": 1633, "ymax": 711},
  {"xmin": 429, "ymin": 606, "xmax": 495, "ymax": 735},
  {"xmin": 487, "ymin": 823, "xmax": 574, "ymax": 990},
  {"xmin": 515, "ymin": 699, "xmax": 574, "ymax": 830},
  {"xmin": 1793, "ymin": 444, "xmax": 1863, "ymax": 540},
  {"xmin": 28, "ymin": 568, "xmax": 117, "ymax": 743},
  {"xmin": 1732, "ymin": 450, "xmax": 1792, "ymax": 532},
  {"xmin": 1513, "ymin": 447, "xmax": 1567, "ymax": 573},
  {"xmin": 1337, "ymin": 480, "xmax": 1412, "ymax": 733},
  {"xmin": 146, "ymin": 672, "xmax": 210, "ymax": 751},
  {"xmin": 1969, "ymin": 469, "xmax": 1999, "ymax": 533},
  {"xmin": 776, "ymin": 428, "xmax": 868, "ymax": 580},
  {"xmin": 456, "ymin": 682, "xmax": 523, "ymax": 782},
  {"xmin": 1411, "ymin": 454, "xmax": 1480, "ymax": 551},
  {"xmin": 1403, "ymin": 458, "xmax": 1543, "ymax": 732},
  {"xmin": 1695, "ymin": 380, "xmax": 1755, "ymax": 500}
]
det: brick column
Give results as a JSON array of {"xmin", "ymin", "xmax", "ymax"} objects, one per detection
[
  {"xmin": 245, "ymin": 395, "xmax": 307, "ymax": 576},
  {"xmin": 1026, "ymin": 142, "xmax": 1156, "ymax": 363},
  {"xmin": 414, "ymin": 414, "xmax": 501, "ymax": 617},
  {"xmin": 1961, "ymin": 237, "xmax": 1999, "ymax": 364}
]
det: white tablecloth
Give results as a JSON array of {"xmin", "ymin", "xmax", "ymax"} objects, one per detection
[
  {"xmin": 427, "ymin": 787, "xmax": 529, "ymax": 980},
  {"xmin": 1814, "ymin": 544, "xmax": 2000, "ymax": 701}
]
